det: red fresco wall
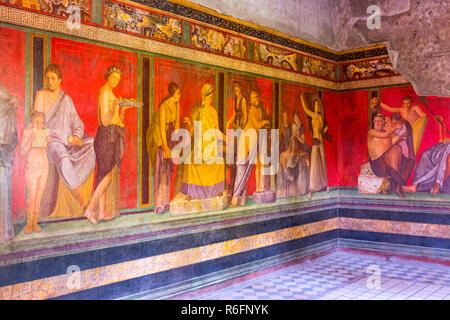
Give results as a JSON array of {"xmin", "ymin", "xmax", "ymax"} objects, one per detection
[
  {"xmin": 0, "ymin": 28, "xmax": 26, "ymax": 219},
  {"xmin": 51, "ymin": 38, "xmax": 138, "ymax": 210},
  {"xmin": 322, "ymin": 90, "xmax": 341, "ymax": 187},
  {"xmin": 5, "ymin": 28, "xmax": 450, "ymax": 221},
  {"xmin": 337, "ymin": 90, "xmax": 369, "ymax": 186}
]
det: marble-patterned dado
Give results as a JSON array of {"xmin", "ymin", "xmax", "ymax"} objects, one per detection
[
  {"xmin": 1, "ymin": 214, "xmax": 449, "ymax": 299},
  {"xmin": 338, "ymin": 217, "xmax": 450, "ymax": 239},
  {"xmin": 0, "ymin": 218, "xmax": 339, "ymax": 300}
]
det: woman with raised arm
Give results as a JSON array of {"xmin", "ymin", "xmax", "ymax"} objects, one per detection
[{"xmin": 301, "ymin": 94, "xmax": 329, "ymax": 200}]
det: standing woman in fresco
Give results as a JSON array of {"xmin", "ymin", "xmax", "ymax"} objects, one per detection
[
  {"xmin": 146, "ymin": 82, "xmax": 180, "ymax": 214},
  {"xmin": 301, "ymin": 93, "xmax": 330, "ymax": 200},
  {"xmin": 226, "ymin": 81, "xmax": 247, "ymax": 197},
  {"xmin": 84, "ymin": 66, "xmax": 133, "ymax": 224}
]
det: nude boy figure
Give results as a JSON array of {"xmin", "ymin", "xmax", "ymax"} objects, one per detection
[
  {"xmin": 20, "ymin": 111, "xmax": 50, "ymax": 233},
  {"xmin": 368, "ymin": 113, "xmax": 410, "ymax": 197}
]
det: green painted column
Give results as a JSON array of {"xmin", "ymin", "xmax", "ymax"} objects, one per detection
[
  {"xmin": 248, "ymin": 41, "xmax": 254, "ymax": 60},
  {"xmin": 297, "ymin": 54, "xmax": 302, "ymax": 72},
  {"xmin": 91, "ymin": 0, "xmax": 103, "ymax": 25},
  {"xmin": 336, "ymin": 64, "xmax": 342, "ymax": 81},
  {"xmin": 182, "ymin": 21, "xmax": 191, "ymax": 46}
]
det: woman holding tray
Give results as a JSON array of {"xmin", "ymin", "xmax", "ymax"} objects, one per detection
[{"xmin": 84, "ymin": 66, "xmax": 138, "ymax": 224}]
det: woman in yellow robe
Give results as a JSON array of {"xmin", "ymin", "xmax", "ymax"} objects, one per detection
[{"xmin": 180, "ymin": 84, "xmax": 225, "ymax": 200}]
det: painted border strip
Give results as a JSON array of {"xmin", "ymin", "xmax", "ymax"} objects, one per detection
[{"xmin": 0, "ymin": 3, "xmax": 396, "ymax": 84}]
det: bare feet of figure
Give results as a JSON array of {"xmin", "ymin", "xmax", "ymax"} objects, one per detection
[
  {"xmin": 431, "ymin": 182, "xmax": 440, "ymax": 195},
  {"xmin": 84, "ymin": 210, "xmax": 98, "ymax": 225},
  {"xmin": 24, "ymin": 223, "xmax": 33, "ymax": 234},
  {"xmin": 395, "ymin": 185, "xmax": 405, "ymax": 198},
  {"xmin": 402, "ymin": 184, "xmax": 417, "ymax": 193},
  {"xmin": 326, "ymin": 186, "xmax": 330, "ymax": 193},
  {"xmin": 33, "ymin": 213, "xmax": 41, "ymax": 232},
  {"xmin": 308, "ymin": 192, "xmax": 312, "ymax": 201}
]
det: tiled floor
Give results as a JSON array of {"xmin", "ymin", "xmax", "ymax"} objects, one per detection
[{"xmin": 193, "ymin": 252, "xmax": 450, "ymax": 300}]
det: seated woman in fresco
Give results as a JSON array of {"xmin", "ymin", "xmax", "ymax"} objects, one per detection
[
  {"xmin": 146, "ymin": 82, "xmax": 181, "ymax": 214},
  {"xmin": 20, "ymin": 111, "xmax": 50, "ymax": 233},
  {"xmin": 301, "ymin": 93, "xmax": 330, "ymax": 200},
  {"xmin": 33, "ymin": 64, "xmax": 96, "ymax": 218},
  {"xmin": 277, "ymin": 110, "xmax": 311, "ymax": 198},
  {"xmin": 179, "ymin": 83, "xmax": 225, "ymax": 201},
  {"xmin": 84, "ymin": 66, "xmax": 134, "ymax": 224}
]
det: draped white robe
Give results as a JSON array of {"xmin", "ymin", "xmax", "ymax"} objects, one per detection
[{"xmin": 45, "ymin": 91, "xmax": 96, "ymax": 189}]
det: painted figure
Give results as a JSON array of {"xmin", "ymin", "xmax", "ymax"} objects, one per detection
[
  {"xmin": 84, "ymin": 66, "xmax": 134, "ymax": 224},
  {"xmin": 226, "ymin": 81, "xmax": 247, "ymax": 198},
  {"xmin": 380, "ymin": 95, "xmax": 428, "ymax": 155},
  {"xmin": 370, "ymin": 96, "xmax": 381, "ymax": 128},
  {"xmin": 20, "ymin": 111, "xmax": 50, "ymax": 233},
  {"xmin": 277, "ymin": 110, "xmax": 311, "ymax": 198},
  {"xmin": 146, "ymin": 82, "xmax": 180, "ymax": 214},
  {"xmin": 279, "ymin": 109, "xmax": 292, "ymax": 154},
  {"xmin": 231, "ymin": 89, "xmax": 271, "ymax": 206},
  {"xmin": 403, "ymin": 141, "xmax": 450, "ymax": 195},
  {"xmin": 391, "ymin": 113, "xmax": 415, "ymax": 161},
  {"xmin": 0, "ymin": 83, "xmax": 18, "ymax": 243},
  {"xmin": 367, "ymin": 113, "xmax": 415, "ymax": 198},
  {"xmin": 34, "ymin": 64, "xmax": 96, "ymax": 218},
  {"xmin": 301, "ymin": 93, "xmax": 330, "ymax": 200},
  {"xmin": 227, "ymin": 82, "xmax": 248, "ymax": 131},
  {"xmin": 180, "ymin": 83, "xmax": 225, "ymax": 201}
]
